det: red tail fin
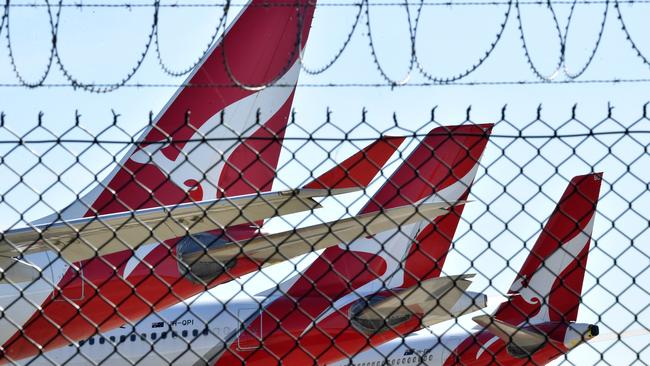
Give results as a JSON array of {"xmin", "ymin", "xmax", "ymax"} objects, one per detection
[
  {"xmin": 284, "ymin": 124, "xmax": 493, "ymax": 299},
  {"xmin": 494, "ymin": 173, "xmax": 603, "ymax": 325},
  {"xmin": 57, "ymin": 1, "xmax": 316, "ymax": 219},
  {"xmin": 304, "ymin": 137, "xmax": 406, "ymax": 190}
]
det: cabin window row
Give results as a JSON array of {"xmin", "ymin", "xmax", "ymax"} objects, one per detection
[
  {"xmin": 352, "ymin": 354, "xmax": 434, "ymax": 366},
  {"xmin": 74, "ymin": 328, "xmax": 210, "ymax": 347}
]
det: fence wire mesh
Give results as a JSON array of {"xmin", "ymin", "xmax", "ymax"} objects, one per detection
[
  {"xmin": 1, "ymin": 0, "xmax": 650, "ymax": 365},
  {"xmin": 0, "ymin": 105, "xmax": 647, "ymax": 366}
]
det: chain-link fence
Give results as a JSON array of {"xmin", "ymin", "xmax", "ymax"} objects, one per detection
[
  {"xmin": 0, "ymin": 105, "xmax": 648, "ymax": 365},
  {"xmin": 2, "ymin": 0, "xmax": 650, "ymax": 365}
]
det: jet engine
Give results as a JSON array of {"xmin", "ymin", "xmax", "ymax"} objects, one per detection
[
  {"xmin": 349, "ymin": 295, "xmax": 413, "ymax": 334},
  {"xmin": 176, "ymin": 233, "xmax": 236, "ymax": 284}
]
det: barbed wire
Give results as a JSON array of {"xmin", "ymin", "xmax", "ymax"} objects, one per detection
[
  {"xmin": 2, "ymin": 77, "xmax": 650, "ymax": 88},
  {"xmin": 152, "ymin": 1, "xmax": 229, "ymax": 77},
  {"xmin": 2, "ymin": 1, "xmax": 649, "ymax": 7},
  {"xmin": 561, "ymin": 0, "xmax": 609, "ymax": 78},
  {"xmin": 1, "ymin": 103, "xmax": 649, "ymax": 145},
  {"xmin": 0, "ymin": 128, "xmax": 648, "ymax": 145},
  {"xmin": 1, "ymin": 0, "xmax": 650, "ymax": 91}
]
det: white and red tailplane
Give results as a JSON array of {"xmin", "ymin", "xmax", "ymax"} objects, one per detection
[
  {"xmin": 53, "ymin": 0, "xmax": 316, "ymax": 220},
  {"xmin": 491, "ymin": 173, "xmax": 603, "ymax": 326},
  {"xmin": 283, "ymin": 124, "xmax": 494, "ymax": 301}
]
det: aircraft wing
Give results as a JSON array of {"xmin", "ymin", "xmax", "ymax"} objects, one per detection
[
  {"xmin": 354, "ymin": 274, "xmax": 476, "ymax": 324},
  {"xmin": 0, "ymin": 188, "xmax": 359, "ymax": 265},
  {"xmin": 183, "ymin": 200, "xmax": 459, "ymax": 266}
]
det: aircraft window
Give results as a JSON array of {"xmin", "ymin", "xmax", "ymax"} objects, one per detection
[
  {"xmin": 79, "ymin": 340, "xmax": 85, "ymax": 347},
  {"xmin": 151, "ymin": 333, "xmax": 157, "ymax": 340},
  {"xmin": 192, "ymin": 329, "xmax": 199, "ymax": 337},
  {"xmin": 120, "ymin": 335, "xmax": 126, "ymax": 343},
  {"xmin": 109, "ymin": 336, "xmax": 116, "ymax": 343},
  {"xmin": 202, "ymin": 328, "xmax": 209, "ymax": 336},
  {"xmin": 99, "ymin": 337, "xmax": 105, "ymax": 345},
  {"xmin": 140, "ymin": 333, "xmax": 147, "ymax": 340},
  {"xmin": 172, "ymin": 331, "xmax": 178, "ymax": 338},
  {"xmin": 161, "ymin": 332, "xmax": 168, "ymax": 339},
  {"xmin": 88, "ymin": 337, "xmax": 95, "ymax": 346},
  {"xmin": 182, "ymin": 330, "xmax": 188, "ymax": 338}
]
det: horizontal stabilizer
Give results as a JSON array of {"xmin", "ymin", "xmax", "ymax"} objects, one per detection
[
  {"xmin": 0, "ymin": 188, "xmax": 361, "ymax": 264},
  {"xmin": 184, "ymin": 200, "xmax": 460, "ymax": 266},
  {"xmin": 473, "ymin": 315, "xmax": 547, "ymax": 351},
  {"xmin": 354, "ymin": 274, "xmax": 482, "ymax": 328}
]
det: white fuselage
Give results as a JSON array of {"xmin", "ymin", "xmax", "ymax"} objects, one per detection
[
  {"xmin": 0, "ymin": 252, "xmax": 70, "ymax": 347},
  {"xmin": 24, "ymin": 294, "xmax": 266, "ymax": 366},
  {"xmin": 328, "ymin": 329, "xmax": 470, "ymax": 366}
]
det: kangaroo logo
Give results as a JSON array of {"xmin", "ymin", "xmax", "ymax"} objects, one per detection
[
  {"xmin": 300, "ymin": 163, "xmax": 481, "ymax": 335},
  {"xmin": 129, "ymin": 61, "xmax": 301, "ymax": 201},
  {"xmin": 511, "ymin": 215, "xmax": 594, "ymax": 324}
]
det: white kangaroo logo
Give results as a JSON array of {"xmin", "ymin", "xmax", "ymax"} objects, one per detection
[
  {"xmin": 475, "ymin": 214, "xmax": 595, "ymax": 360},
  {"xmin": 510, "ymin": 215, "xmax": 595, "ymax": 324},
  {"xmin": 300, "ymin": 163, "xmax": 481, "ymax": 336},
  {"xmin": 129, "ymin": 61, "xmax": 301, "ymax": 200}
]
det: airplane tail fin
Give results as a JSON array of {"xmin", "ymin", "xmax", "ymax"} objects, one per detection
[
  {"xmin": 283, "ymin": 124, "xmax": 493, "ymax": 299},
  {"xmin": 304, "ymin": 137, "xmax": 406, "ymax": 191},
  {"xmin": 361, "ymin": 123, "xmax": 493, "ymax": 287},
  {"xmin": 54, "ymin": 0, "xmax": 317, "ymax": 219},
  {"xmin": 493, "ymin": 173, "xmax": 603, "ymax": 325}
]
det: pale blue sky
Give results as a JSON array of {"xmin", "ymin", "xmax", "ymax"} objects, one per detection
[{"xmin": 1, "ymin": 0, "xmax": 649, "ymax": 364}]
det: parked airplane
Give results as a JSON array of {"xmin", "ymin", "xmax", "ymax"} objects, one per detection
[
  {"xmin": 211, "ymin": 123, "xmax": 494, "ymax": 366},
  {"xmin": 331, "ymin": 173, "xmax": 603, "ymax": 366},
  {"xmin": 23, "ymin": 123, "xmax": 494, "ymax": 366},
  {"xmin": 0, "ymin": 0, "xmax": 458, "ymax": 362}
]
